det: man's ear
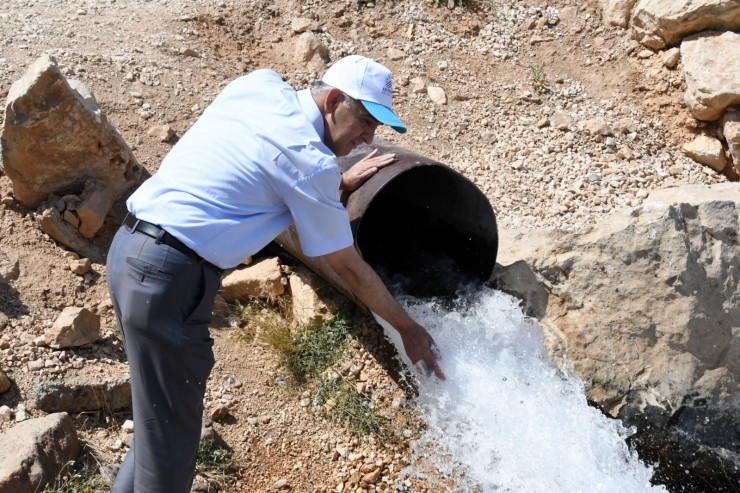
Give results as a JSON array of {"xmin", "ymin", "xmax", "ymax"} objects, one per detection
[{"xmin": 323, "ymin": 88, "xmax": 344, "ymax": 116}]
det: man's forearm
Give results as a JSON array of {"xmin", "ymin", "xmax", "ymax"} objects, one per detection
[
  {"xmin": 324, "ymin": 246, "xmax": 415, "ymax": 334},
  {"xmin": 323, "ymin": 246, "xmax": 446, "ymax": 380}
]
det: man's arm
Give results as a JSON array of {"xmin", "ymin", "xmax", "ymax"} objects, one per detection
[{"xmin": 324, "ymin": 245, "xmax": 446, "ymax": 380}]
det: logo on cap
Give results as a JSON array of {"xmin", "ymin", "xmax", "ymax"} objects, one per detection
[{"xmin": 382, "ymin": 75, "xmax": 392, "ymax": 97}]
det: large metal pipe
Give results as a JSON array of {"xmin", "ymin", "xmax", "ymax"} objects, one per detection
[{"xmin": 275, "ymin": 139, "xmax": 498, "ymax": 304}]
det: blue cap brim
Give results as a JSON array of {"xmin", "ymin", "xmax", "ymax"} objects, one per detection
[{"xmin": 361, "ymin": 101, "xmax": 407, "ymax": 134}]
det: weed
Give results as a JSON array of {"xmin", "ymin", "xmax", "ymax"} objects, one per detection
[
  {"xmin": 529, "ymin": 62, "xmax": 550, "ymax": 94},
  {"xmin": 259, "ymin": 309, "xmax": 349, "ymax": 381},
  {"xmin": 111, "ymin": 320, "xmax": 121, "ymax": 340},
  {"xmin": 313, "ymin": 377, "xmax": 386, "ymax": 439},
  {"xmin": 41, "ymin": 460, "xmax": 106, "ymax": 493},
  {"xmin": 286, "ymin": 318, "xmax": 349, "ymax": 378},
  {"xmin": 196, "ymin": 439, "xmax": 236, "ymax": 490},
  {"xmin": 230, "ymin": 296, "xmax": 292, "ymax": 343}
]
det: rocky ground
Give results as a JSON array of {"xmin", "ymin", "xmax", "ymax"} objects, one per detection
[{"xmin": 0, "ymin": 0, "xmax": 732, "ymax": 491}]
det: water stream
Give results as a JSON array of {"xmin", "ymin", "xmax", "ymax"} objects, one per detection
[{"xmin": 374, "ymin": 286, "xmax": 668, "ymax": 493}]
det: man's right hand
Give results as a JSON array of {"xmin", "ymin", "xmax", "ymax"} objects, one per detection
[{"xmin": 397, "ymin": 322, "xmax": 446, "ymax": 380}]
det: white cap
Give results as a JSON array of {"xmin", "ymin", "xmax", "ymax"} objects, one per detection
[{"xmin": 321, "ymin": 55, "xmax": 407, "ymax": 134}]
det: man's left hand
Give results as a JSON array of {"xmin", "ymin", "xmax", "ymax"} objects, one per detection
[{"xmin": 340, "ymin": 150, "xmax": 396, "ymax": 191}]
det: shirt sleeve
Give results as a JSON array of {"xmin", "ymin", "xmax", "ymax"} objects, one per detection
[{"xmin": 282, "ymin": 166, "xmax": 354, "ymax": 257}]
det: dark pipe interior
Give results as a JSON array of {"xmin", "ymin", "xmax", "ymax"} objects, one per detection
[{"xmin": 353, "ymin": 165, "xmax": 498, "ymax": 298}]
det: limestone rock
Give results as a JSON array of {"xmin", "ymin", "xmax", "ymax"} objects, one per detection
[
  {"xmin": 289, "ymin": 266, "xmax": 341, "ymax": 327},
  {"xmin": 76, "ymin": 179, "xmax": 116, "ymax": 239},
  {"xmin": 290, "ymin": 17, "xmax": 317, "ymax": 34},
  {"xmin": 551, "ymin": 110, "xmax": 573, "ymax": 131},
  {"xmin": 0, "ymin": 413, "xmax": 80, "ymax": 493},
  {"xmin": 646, "ymin": 182, "xmax": 740, "ymax": 204},
  {"xmin": 0, "ymin": 251, "xmax": 19, "ymax": 282},
  {"xmin": 582, "ymin": 117, "xmax": 612, "ymax": 136},
  {"xmin": 722, "ymin": 109, "xmax": 740, "ymax": 174},
  {"xmin": 681, "ymin": 31, "xmax": 740, "ymax": 121},
  {"xmin": 660, "ymin": 47, "xmax": 680, "ymax": 68},
  {"xmin": 0, "ymin": 54, "xmax": 141, "ymax": 208},
  {"xmin": 409, "ymin": 77, "xmax": 426, "ymax": 94},
  {"xmin": 387, "ymin": 47, "xmax": 404, "ymax": 61},
  {"xmin": 147, "ymin": 124, "xmax": 176, "ymax": 143},
  {"xmin": 220, "ymin": 256, "xmax": 285, "ymax": 302},
  {"xmin": 294, "ymin": 32, "xmax": 328, "ymax": 65},
  {"xmin": 631, "ymin": 0, "xmax": 740, "ymax": 49},
  {"xmin": 36, "ymin": 206, "xmax": 102, "ymax": 262},
  {"xmin": 682, "ymin": 135, "xmax": 727, "ymax": 171},
  {"xmin": 69, "ymin": 258, "xmax": 91, "ymax": 276},
  {"xmin": 489, "ymin": 260, "xmax": 548, "ymax": 320},
  {"xmin": 33, "ymin": 377, "xmax": 132, "ymax": 413},
  {"xmin": 427, "ymin": 86, "xmax": 447, "ymax": 105},
  {"xmin": 45, "ymin": 307, "xmax": 100, "ymax": 349},
  {"xmin": 599, "ymin": 0, "xmax": 638, "ymax": 28},
  {"xmin": 498, "ymin": 183, "xmax": 740, "ymax": 484}
]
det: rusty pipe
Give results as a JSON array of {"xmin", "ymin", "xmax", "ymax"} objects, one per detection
[{"xmin": 275, "ymin": 140, "xmax": 498, "ymax": 305}]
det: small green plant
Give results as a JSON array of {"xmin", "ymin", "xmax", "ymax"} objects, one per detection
[
  {"xmin": 262, "ymin": 316, "xmax": 349, "ymax": 381},
  {"xmin": 529, "ymin": 62, "xmax": 549, "ymax": 94},
  {"xmin": 289, "ymin": 318, "xmax": 349, "ymax": 378},
  {"xmin": 111, "ymin": 321, "xmax": 121, "ymax": 339},
  {"xmin": 196, "ymin": 439, "xmax": 236, "ymax": 489},
  {"xmin": 313, "ymin": 377, "xmax": 386, "ymax": 439},
  {"xmin": 41, "ymin": 460, "xmax": 106, "ymax": 493}
]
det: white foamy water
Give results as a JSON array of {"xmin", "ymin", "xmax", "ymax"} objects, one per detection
[{"xmin": 375, "ymin": 286, "xmax": 668, "ymax": 493}]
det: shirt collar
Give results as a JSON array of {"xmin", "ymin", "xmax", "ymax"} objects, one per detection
[{"xmin": 297, "ymin": 89, "xmax": 325, "ymax": 139}]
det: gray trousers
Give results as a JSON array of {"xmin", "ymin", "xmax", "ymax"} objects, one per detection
[{"xmin": 106, "ymin": 224, "xmax": 221, "ymax": 492}]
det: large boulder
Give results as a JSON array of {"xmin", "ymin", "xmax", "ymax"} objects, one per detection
[
  {"xmin": 681, "ymin": 31, "xmax": 740, "ymax": 121},
  {"xmin": 0, "ymin": 54, "xmax": 141, "ymax": 208},
  {"xmin": 0, "ymin": 413, "xmax": 80, "ymax": 493},
  {"xmin": 631, "ymin": 0, "xmax": 740, "ymax": 49},
  {"xmin": 496, "ymin": 183, "xmax": 740, "ymax": 488},
  {"xmin": 33, "ymin": 377, "xmax": 131, "ymax": 413}
]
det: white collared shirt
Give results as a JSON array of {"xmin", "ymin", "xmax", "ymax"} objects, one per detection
[{"xmin": 127, "ymin": 69, "xmax": 353, "ymax": 269}]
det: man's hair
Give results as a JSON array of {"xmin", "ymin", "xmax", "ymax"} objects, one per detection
[{"xmin": 310, "ymin": 81, "xmax": 357, "ymax": 109}]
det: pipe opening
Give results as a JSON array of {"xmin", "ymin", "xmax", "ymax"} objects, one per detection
[{"xmin": 353, "ymin": 164, "xmax": 498, "ymax": 298}]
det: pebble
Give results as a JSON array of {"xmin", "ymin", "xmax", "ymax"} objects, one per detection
[
  {"xmin": 210, "ymin": 405, "xmax": 230, "ymax": 422},
  {"xmin": 272, "ymin": 478, "xmax": 289, "ymax": 490},
  {"xmin": 15, "ymin": 405, "xmax": 27, "ymax": 422}
]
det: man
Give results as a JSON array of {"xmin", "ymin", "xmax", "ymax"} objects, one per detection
[{"xmin": 106, "ymin": 54, "xmax": 445, "ymax": 493}]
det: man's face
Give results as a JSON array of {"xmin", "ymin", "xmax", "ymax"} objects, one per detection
[{"xmin": 324, "ymin": 95, "xmax": 380, "ymax": 157}]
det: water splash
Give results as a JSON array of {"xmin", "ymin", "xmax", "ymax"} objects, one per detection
[{"xmin": 375, "ymin": 286, "xmax": 667, "ymax": 493}]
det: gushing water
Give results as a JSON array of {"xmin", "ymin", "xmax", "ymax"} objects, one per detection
[{"xmin": 375, "ymin": 286, "xmax": 667, "ymax": 493}]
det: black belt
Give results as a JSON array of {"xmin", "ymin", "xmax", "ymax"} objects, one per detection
[{"xmin": 123, "ymin": 213, "xmax": 223, "ymax": 275}]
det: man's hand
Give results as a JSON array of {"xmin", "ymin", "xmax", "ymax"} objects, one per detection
[
  {"xmin": 398, "ymin": 322, "xmax": 446, "ymax": 380},
  {"xmin": 340, "ymin": 150, "xmax": 396, "ymax": 191},
  {"xmin": 324, "ymin": 246, "xmax": 446, "ymax": 381}
]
